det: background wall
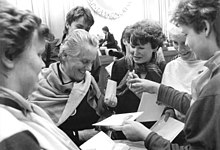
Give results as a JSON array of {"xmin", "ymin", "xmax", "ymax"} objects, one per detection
[{"xmin": 7, "ymin": 0, "xmax": 179, "ymax": 43}]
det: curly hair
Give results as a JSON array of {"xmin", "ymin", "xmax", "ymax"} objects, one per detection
[
  {"xmin": 171, "ymin": 0, "xmax": 220, "ymax": 34},
  {"xmin": 130, "ymin": 19, "xmax": 165, "ymax": 49},
  {"xmin": 62, "ymin": 6, "xmax": 94, "ymax": 41},
  {"xmin": 0, "ymin": 3, "xmax": 50, "ymax": 60}
]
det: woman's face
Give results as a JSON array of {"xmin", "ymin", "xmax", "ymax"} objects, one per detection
[
  {"xmin": 62, "ymin": 43, "xmax": 97, "ymax": 82},
  {"xmin": 15, "ymin": 31, "xmax": 45, "ymax": 98},
  {"xmin": 130, "ymin": 43, "xmax": 154, "ymax": 64},
  {"xmin": 180, "ymin": 24, "xmax": 212, "ymax": 60},
  {"xmin": 171, "ymin": 34, "xmax": 196, "ymax": 61},
  {"xmin": 68, "ymin": 17, "xmax": 90, "ymax": 32}
]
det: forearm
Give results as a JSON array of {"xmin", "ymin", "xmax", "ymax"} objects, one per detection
[
  {"xmin": 157, "ymin": 84, "xmax": 191, "ymax": 115},
  {"xmin": 145, "ymin": 132, "xmax": 188, "ymax": 150}
]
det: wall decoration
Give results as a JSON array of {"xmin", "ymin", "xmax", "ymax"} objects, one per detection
[{"xmin": 87, "ymin": 0, "xmax": 132, "ymax": 20}]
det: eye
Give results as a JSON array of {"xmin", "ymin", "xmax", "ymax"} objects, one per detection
[
  {"xmin": 81, "ymin": 60, "xmax": 90, "ymax": 65},
  {"xmin": 75, "ymin": 24, "xmax": 84, "ymax": 29},
  {"xmin": 173, "ymin": 41, "xmax": 178, "ymax": 45}
]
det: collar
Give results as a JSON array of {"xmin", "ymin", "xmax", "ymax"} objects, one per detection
[
  {"xmin": 57, "ymin": 63, "xmax": 74, "ymax": 85},
  {"xmin": 0, "ymin": 86, "xmax": 33, "ymax": 113},
  {"xmin": 204, "ymin": 51, "xmax": 220, "ymax": 72}
]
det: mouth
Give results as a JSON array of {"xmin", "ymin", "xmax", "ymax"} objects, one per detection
[{"xmin": 179, "ymin": 51, "xmax": 191, "ymax": 57}]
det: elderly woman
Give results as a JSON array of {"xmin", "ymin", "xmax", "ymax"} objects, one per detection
[
  {"xmin": 29, "ymin": 29, "xmax": 116, "ymax": 146},
  {"xmin": 0, "ymin": 1, "xmax": 78, "ymax": 149}
]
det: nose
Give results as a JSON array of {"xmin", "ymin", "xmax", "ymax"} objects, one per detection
[
  {"xmin": 85, "ymin": 63, "xmax": 92, "ymax": 71},
  {"xmin": 41, "ymin": 58, "xmax": 46, "ymax": 69}
]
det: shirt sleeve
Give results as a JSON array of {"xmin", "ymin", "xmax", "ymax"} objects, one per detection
[{"xmin": 157, "ymin": 84, "xmax": 191, "ymax": 115}]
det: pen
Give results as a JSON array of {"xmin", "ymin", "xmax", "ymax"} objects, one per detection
[{"xmin": 128, "ymin": 70, "xmax": 135, "ymax": 89}]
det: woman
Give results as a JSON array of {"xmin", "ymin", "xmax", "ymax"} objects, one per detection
[
  {"xmin": 111, "ymin": 19, "xmax": 166, "ymax": 115},
  {"xmin": 100, "ymin": 26, "xmax": 118, "ymax": 50},
  {"xmin": 162, "ymin": 26, "xmax": 207, "ymax": 121},
  {"xmin": 0, "ymin": 1, "xmax": 78, "ymax": 149},
  {"xmin": 116, "ymin": 0, "xmax": 220, "ymax": 149},
  {"xmin": 29, "ymin": 29, "xmax": 116, "ymax": 146}
]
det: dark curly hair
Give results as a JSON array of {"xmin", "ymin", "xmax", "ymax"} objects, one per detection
[
  {"xmin": 0, "ymin": 2, "xmax": 50, "ymax": 60},
  {"xmin": 171, "ymin": 0, "xmax": 220, "ymax": 34},
  {"xmin": 62, "ymin": 6, "xmax": 94, "ymax": 41},
  {"xmin": 130, "ymin": 19, "xmax": 165, "ymax": 49}
]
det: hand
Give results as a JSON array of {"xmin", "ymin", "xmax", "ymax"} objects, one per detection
[
  {"xmin": 163, "ymin": 109, "xmax": 175, "ymax": 122},
  {"xmin": 104, "ymin": 94, "xmax": 117, "ymax": 107},
  {"xmin": 111, "ymin": 121, "xmax": 151, "ymax": 141},
  {"xmin": 78, "ymin": 129, "xmax": 99, "ymax": 141},
  {"xmin": 127, "ymin": 78, "xmax": 160, "ymax": 95}
]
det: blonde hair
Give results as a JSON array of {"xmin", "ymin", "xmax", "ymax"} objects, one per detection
[{"xmin": 59, "ymin": 29, "xmax": 98, "ymax": 62}]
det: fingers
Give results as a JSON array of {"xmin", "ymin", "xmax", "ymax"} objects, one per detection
[
  {"xmin": 109, "ymin": 125, "xmax": 123, "ymax": 131},
  {"xmin": 163, "ymin": 114, "xmax": 169, "ymax": 122}
]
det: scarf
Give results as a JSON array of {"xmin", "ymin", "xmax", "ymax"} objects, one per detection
[
  {"xmin": 29, "ymin": 62, "xmax": 101, "ymax": 126},
  {"xmin": 0, "ymin": 86, "xmax": 79, "ymax": 150}
]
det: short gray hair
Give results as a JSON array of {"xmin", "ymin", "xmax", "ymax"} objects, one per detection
[{"xmin": 59, "ymin": 29, "xmax": 98, "ymax": 62}]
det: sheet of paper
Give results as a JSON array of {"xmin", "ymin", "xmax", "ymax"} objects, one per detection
[
  {"xmin": 105, "ymin": 79, "xmax": 117, "ymax": 99},
  {"xmin": 136, "ymin": 92, "xmax": 165, "ymax": 122},
  {"xmin": 150, "ymin": 116, "xmax": 184, "ymax": 142},
  {"xmin": 93, "ymin": 112, "xmax": 143, "ymax": 126},
  {"xmin": 80, "ymin": 131, "xmax": 115, "ymax": 150},
  {"xmin": 80, "ymin": 131, "xmax": 130, "ymax": 150}
]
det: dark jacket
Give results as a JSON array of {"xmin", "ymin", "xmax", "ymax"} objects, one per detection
[{"xmin": 102, "ymin": 33, "xmax": 118, "ymax": 49}]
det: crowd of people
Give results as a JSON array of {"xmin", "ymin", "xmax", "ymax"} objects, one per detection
[{"xmin": 1, "ymin": 0, "xmax": 220, "ymax": 149}]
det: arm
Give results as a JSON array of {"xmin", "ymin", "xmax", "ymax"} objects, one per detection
[
  {"xmin": 0, "ymin": 130, "xmax": 41, "ymax": 150},
  {"xmin": 128, "ymin": 76, "xmax": 191, "ymax": 115},
  {"xmin": 158, "ymin": 84, "xmax": 191, "ymax": 115},
  {"xmin": 116, "ymin": 121, "xmax": 189, "ymax": 150}
]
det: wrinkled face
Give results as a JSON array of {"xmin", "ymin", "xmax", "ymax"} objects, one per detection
[
  {"xmin": 68, "ymin": 17, "xmax": 91, "ymax": 33},
  {"xmin": 171, "ymin": 34, "xmax": 196, "ymax": 61},
  {"xmin": 15, "ymin": 31, "xmax": 45, "ymax": 98},
  {"xmin": 180, "ymin": 24, "xmax": 211, "ymax": 60},
  {"xmin": 62, "ymin": 43, "xmax": 97, "ymax": 82},
  {"xmin": 130, "ymin": 43, "xmax": 154, "ymax": 64}
]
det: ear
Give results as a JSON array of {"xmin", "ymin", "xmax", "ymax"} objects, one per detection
[
  {"xmin": 203, "ymin": 20, "xmax": 212, "ymax": 37},
  {"xmin": 65, "ymin": 23, "xmax": 70, "ymax": 30},
  {"xmin": 0, "ymin": 51, "xmax": 15, "ymax": 69},
  {"xmin": 122, "ymin": 39, "xmax": 128, "ymax": 45}
]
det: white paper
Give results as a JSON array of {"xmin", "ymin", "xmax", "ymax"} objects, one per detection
[
  {"xmin": 104, "ymin": 79, "xmax": 117, "ymax": 107},
  {"xmin": 150, "ymin": 116, "xmax": 184, "ymax": 142},
  {"xmin": 93, "ymin": 112, "xmax": 143, "ymax": 126},
  {"xmin": 136, "ymin": 93, "xmax": 165, "ymax": 122},
  {"xmin": 80, "ymin": 131, "xmax": 115, "ymax": 150},
  {"xmin": 80, "ymin": 131, "xmax": 130, "ymax": 150},
  {"xmin": 105, "ymin": 79, "xmax": 117, "ymax": 98}
]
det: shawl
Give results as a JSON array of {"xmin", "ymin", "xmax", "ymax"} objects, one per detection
[
  {"xmin": 0, "ymin": 86, "xmax": 79, "ymax": 150},
  {"xmin": 29, "ymin": 62, "xmax": 101, "ymax": 126}
]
